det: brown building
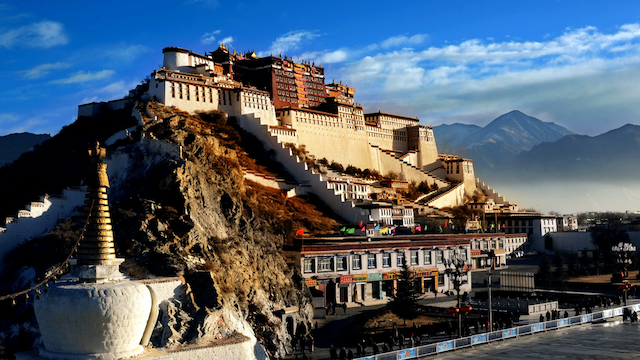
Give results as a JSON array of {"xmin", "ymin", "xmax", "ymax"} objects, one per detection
[{"xmin": 210, "ymin": 44, "xmax": 327, "ymax": 109}]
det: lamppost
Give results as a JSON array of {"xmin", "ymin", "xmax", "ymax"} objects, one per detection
[
  {"xmin": 611, "ymin": 242, "xmax": 636, "ymax": 306},
  {"xmin": 445, "ymin": 250, "xmax": 469, "ymax": 338},
  {"xmin": 486, "ymin": 250, "xmax": 495, "ymax": 332}
]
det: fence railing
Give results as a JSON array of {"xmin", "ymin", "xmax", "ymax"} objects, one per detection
[{"xmin": 355, "ymin": 304, "xmax": 640, "ymax": 360}]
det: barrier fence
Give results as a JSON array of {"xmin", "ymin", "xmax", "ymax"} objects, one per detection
[{"xmin": 355, "ymin": 304, "xmax": 640, "ymax": 360}]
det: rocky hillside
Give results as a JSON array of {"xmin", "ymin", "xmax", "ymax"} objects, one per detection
[{"xmin": 0, "ymin": 102, "xmax": 341, "ymax": 358}]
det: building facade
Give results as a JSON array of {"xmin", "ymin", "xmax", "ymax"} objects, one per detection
[{"xmin": 294, "ymin": 236, "xmax": 473, "ymax": 307}]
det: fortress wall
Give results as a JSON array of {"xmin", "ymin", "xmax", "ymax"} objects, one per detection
[
  {"xmin": 418, "ymin": 138, "xmax": 439, "ymax": 168},
  {"xmin": 374, "ymin": 148, "xmax": 449, "ymax": 188},
  {"xmin": 286, "ymin": 113, "xmax": 376, "ymax": 170},
  {"xmin": 0, "ymin": 188, "xmax": 86, "ymax": 266},
  {"xmin": 239, "ymin": 114, "xmax": 368, "ymax": 223},
  {"xmin": 476, "ymin": 178, "xmax": 507, "ymax": 204},
  {"xmin": 427, "ymin": 183, "xmax": 466, "ymax": 208}
]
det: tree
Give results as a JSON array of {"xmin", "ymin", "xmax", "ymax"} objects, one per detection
[
  {"xmin": 537, "ymin": 254, "xmax": 552, "ymax": 289},
  {"xmin": 389, "ymin": 257, "xmax": 419, "ymax": 325},
  {"xmin": 553, "ymin": 251, "xmax": 565, "ymax": 287}
]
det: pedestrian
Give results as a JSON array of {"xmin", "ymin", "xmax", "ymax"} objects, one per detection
[
  {"xmin": 342, "ymin": 303, "xmax": 347, "ymax": 314},
  {"xmin": 546, "ymin": 311, "xmax": 550, "ymax": 321},
  {"xmin": 347, "ymin": 349, "xmax": 354, "ymax": 360},
  {"xmin": 330, "ymin": 345, "xmax": 337, "ymax": 360},
  {"xmin": 539, "ymin": 314, "xmax": 544, "ymax": 323},
  {"xmin": 356, "ymin": 343, "xmax": 362, "ymax": 357},
  {"xmin": 292, "ymin": 336, "xmax": 297, "ymax": 351},
  {"xmin": 373, "ymin": 343, "xmax": 379, "ymax": 355},
  {"xmin": 308, "ymin": 335, "xmax": 314, "ymax": 352},
  {"xmin": 340, "ymin": 347, "xmax": 346, "ymax": 360},
  {"xmin": 564, "ymin": 311, "xmax": 569, "ymax": 318}
]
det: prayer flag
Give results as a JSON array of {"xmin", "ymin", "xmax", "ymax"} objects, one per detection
[
  {"xmin": 415, "ymin": 226, "xmax": 421, "ymax": 232},
  {"xmin": 375, "ymin": 225, "xmax": 380, "ymax": 230},
  {"xmin": 359, "ymin": 221, "xmax": 363, "ymax": 228},
  {"xmin": 296, "ymin": 229, "xmax": 304, "ymax": 236},
  {"xmin": 439, "ymin": 225, "xmax": 443, "ymax": 233},
  {"xmin": 340, "ymin": 226, "xmax": 346, "ymax": 232},
  {"xmin": 347, "ymin": 228, "xmax": 355, "ymax": 234},
  {"xmin": 452, "ymin": 225, "xmax": 455, "ymax": 230},
  {"xmin": 361, "ymin": 226, "xmax": 365, "ymax": 232},
  {"xmin": 444, "ymin": 219, "xmax": 448, "ymax": 228}
]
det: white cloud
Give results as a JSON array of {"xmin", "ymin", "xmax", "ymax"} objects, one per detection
[
  {"xmin": 0, "ymin": 20, "xmax": 68, "ymax": 49},
  {"xmin": 258, "ymin": 30, "xmax": 319, "ymax": 57},
  {"xmin": 101, "ymin": 44, "xmax": 149, "ymax": 62},
  {"xmin": 220, "ymin": 36, "xmax": 233, "ymax": 45},
  {"xmin": 380, "ymin": 34, "xmax": 428, "ymax": 49},
  {"xmin": 23, "ymin": 62, "xmax": 70, "ymax": 79},
  {"xmin": 301, "ymin": 49, "xmax": 349, "ymax": 65},
  {"xmin": 201, "ymin": 30, "xmax": 221, "ymax": 44},
  {"xmin": 330, "ymin": 25, "xmax": 640, "ymax": 135},
  {"xmin": 49, "ymin": 70, "xmax": 114, "ymax": 84}
]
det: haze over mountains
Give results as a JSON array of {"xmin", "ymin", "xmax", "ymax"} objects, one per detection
[
  {"xmin": 433, "ymin": 110, "xmax": 574, "ymax": 176},
  {"xmin": 434, "ymin": 111, "xmax": 640, "ymax": 212}
]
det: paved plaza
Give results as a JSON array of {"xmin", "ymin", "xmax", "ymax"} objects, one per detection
[{"xmin": 433, "ymin": 319, "xmax": 640, "ymax": 359}]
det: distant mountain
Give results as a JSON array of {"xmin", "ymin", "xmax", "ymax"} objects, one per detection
[
  {"xmin": 503, "ymin": 123, "xmax": 640, "ymax": 181},
  {"xmin": 433, "ymin": 110, "xmax": 574, "ymax": 176},
  {"xmin": 0, "ymin": 133, "xmax": 51, "ymax": 168},
  {"xmin": 432, "ymin": 123, "xmax": 481, "ymax": 154}
]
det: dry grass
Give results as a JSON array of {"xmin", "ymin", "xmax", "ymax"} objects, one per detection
[{"xmin": 566, "ymin": 271, "xmax": 640, "ymax": 284}]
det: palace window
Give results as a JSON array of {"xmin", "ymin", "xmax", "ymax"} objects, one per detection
[
  {"xmin": 318, "ymin": 257, "xmax": 333, "ymax": 272},
  {"xmin": 336, "ymin": 256, "xmax": 347, "ymax": 271},
  {"xmin": 186, "ymin": 85, "xmax": 190, "ymax": 100},
  {"xmin": 171, "ymin": 82, "xmax": 175, "ymax": 98},
  {"xmin": 424, "ymin": 250, "xmax": 432, "ymax": 265},
  {"xmin": 352, "ymin": 255, "xmax": 362, "ymax": 270},
  {"xmin": 303, "ymin": 258, "xmax": 315, "ymax": 274},
  {"xmin": 382, "ymin": 253, "xmax": 391, "ymax": 268},
  {"xmin": 368, "ymin": 253, "xmax": 377, "ymax": 269},
  {"xmin": 437, "ymin": 250, "xmax": 444, "ymax": 264},
  {"xmin": 410, "ymin": 250, "xmax": 419, "ymax": 265},
  {"xmin": 397, "ymin": 252, "xmax": 405, "ymax": 266}
]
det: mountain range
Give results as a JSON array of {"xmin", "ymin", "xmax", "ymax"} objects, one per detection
[
  {"xmin": 433, "ymin": 110, "xmax": 574, "ymax": 176},
  {"xmin": 0, "ymin": 132, "xmax": 51, "ymax": 168}
]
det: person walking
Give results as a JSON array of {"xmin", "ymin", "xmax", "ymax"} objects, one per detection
[{"xmin": 330, "ymin": 345, "xmax": 338, "ymax": 360}]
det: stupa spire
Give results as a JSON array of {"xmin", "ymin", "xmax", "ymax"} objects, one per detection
[{"xmin": 76, "ymin": 142, "xmax": 116, "ymax": 265}]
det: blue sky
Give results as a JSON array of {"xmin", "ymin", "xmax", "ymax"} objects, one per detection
[{"xmin": 2, "ymin": 1, "xmax": 640, "ymax": 137}]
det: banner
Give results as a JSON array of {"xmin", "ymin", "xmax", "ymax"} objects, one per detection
[
  {"xmin": 557, "ymin": 319, "xmax": 569, "ymax": 327},
  {"xmin": 531, "ymin": 323, "xmax": 544, "ymax": 332},
  {"xmin": 471, "ymin": 334, "xmax": 486, "ymax": 344},
  {"xmin": 581, "ymin": 314, "xmax": 592, "ymax": 323},
  {"xmin": 383, "ymin": 272, "xmax": 400, "ymax": 280},
  {"xmin": 340, "ymin": 275, "xmax": 352, "ymax": 284},
  {"xmin": 437, "ymin": 340, "xmax": 454, "ymax": 352},
  {"xmin": 603, "ymin": 309, "xmax": 613, "ymax": 318},
  {"xmin": 398, "ymin": 348, "xmax": 417, "ymax": 359},
  {"xmin": 352, "ymin": 274, "xmax": 367, "ymax": 283},
  {"xmin": 305, "ymin": 278, "xmax": 317, "ymax": 287},
  {"xmin": 503, "ymin": 328, "xmax": 517, "ymax": 338},
  {"xmin": 412, "ymin": 269, "xmax": 439, "ymax": 277},
  {"xmin": 368, "ymin": 273, "xmax": 382, "ymax": 281}
]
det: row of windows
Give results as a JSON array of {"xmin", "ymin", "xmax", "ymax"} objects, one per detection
[
  {"xmin": 470, "ymin": 239, "xmax": 504, "ymax": 250},
  {"xmin": 303, "ymin": 249, "xmax": 467, "ymax": 274}
]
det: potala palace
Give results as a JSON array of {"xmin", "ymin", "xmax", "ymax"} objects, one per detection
[{"xmin": 126, "ymin": 45, "xmax": 506, "ymax": 221}]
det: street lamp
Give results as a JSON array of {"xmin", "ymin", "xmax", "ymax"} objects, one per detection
[
  {"xmin": 611, "ymin": 242, "xmax": 637, "ymax": 306},
  {"xmin": 486, "ymin": 250, "xmax": 495, "ymax": 332},
  {"xmin": 445, "ymin": 250, "xmax": 469, "ymax": 338}
]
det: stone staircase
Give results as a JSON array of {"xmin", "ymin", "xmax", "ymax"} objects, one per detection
[
  {"xmin": 237, "ymin": 113, "xmax": 370, "ymax": 224},
  {"xmin": 374, "ymin": 147, "xmax": 449, "ymax": 188}
]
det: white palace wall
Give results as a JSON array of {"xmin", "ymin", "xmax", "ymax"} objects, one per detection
[
  {"xmin": 0, "ymin": 188, "xmax": 86, "ymax": 265},
  {"xmin": 280, "ymin": 109, "xmax": 376, "ymax": 170}
]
